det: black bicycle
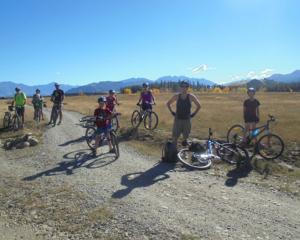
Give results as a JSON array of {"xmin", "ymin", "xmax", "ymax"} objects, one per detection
[
  {"xmin": 177, "ymin": 128, "xmax": 249, "ymax": 170},
  {"xmin": 227, "ymin": 115, "xmax": 284, "ymax": 160},
  {"xmin": 131, "ymin": 102, "xmax": 158, "ymax": 130},
  {"xmin": 79, "ymin": 115, "xmax": 120, "ymax": 159},
  {"xmin": 2, "ymin": 105, "xmax": 22, "ymax": 131}
]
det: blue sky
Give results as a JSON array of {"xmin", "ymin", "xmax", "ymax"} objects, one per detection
[{"xmin": 0, "ymin": 0, "xmax": 299, "ymax": 85}]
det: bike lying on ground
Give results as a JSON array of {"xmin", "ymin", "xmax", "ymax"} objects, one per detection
[
  {"xmin": 177, "ymin": 128, "xmax": 249, "ymax": 170},
  {"xmin": 2, "ymin": 105, "xmax": 22, "ymax": 131},
  {"xmin": 79, "ymin": 115, "xmax": 120, "ymax": 159},
  {"xmin": 131, "ymin": 102, "xmax": 158, "ymax": 130},
  {"xmin": 227, "ymin": 115, "xmax": 284, "ymax": 160}
]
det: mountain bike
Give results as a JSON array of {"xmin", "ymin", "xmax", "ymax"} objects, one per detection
[
  {"xmin": 80, "ymin": 116, "xmax": 120, "ymax": 159},
  {"xmin": 79, "ymin": 113, "xmax": 121, "ymax": 132},
  {"xmin": 2, "ymin": 106, "xmax": 22, "ymax": 131},
  {"xmin": 177, "ymin": 128, "xmax": 249, "ymax": 170},
  {"xmin": 131, "ymin": 102, "xmax": 158, "ymax": 130},
  {"xmin": 227, "ymin": 115, "xmax": 284, "ymax": 160}
]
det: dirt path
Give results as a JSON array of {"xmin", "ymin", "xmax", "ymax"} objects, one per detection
[{"xmin": 0, "ymin": 109, "xmax": 299, "ymax": 240}]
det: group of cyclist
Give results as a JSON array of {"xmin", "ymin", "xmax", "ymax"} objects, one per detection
[{"xmin": 11, "ymin": 83, "xmax": 65, "ymax": 127}]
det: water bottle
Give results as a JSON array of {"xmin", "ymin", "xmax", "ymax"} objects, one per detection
[{"xmin": 252, "ymin": 129, "xmax": 259, "ymax": 137}]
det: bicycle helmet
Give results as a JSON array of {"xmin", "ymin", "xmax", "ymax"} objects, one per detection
[
  {"xmin": 15, "ymin": 87, "xmax": 20, "ymax": 92},
  {"xmin": 142, "ymin": 82, "xmax": 149, "ymax": 87},
  {"xmin": 109, "ymin": 89, "xmax": 115, "ymax": 94},
  {"xmin": 247, "ymin": 87, "xmax": 256, "ymax": 93},
  {"xmin": 36, "ymin": 89, "xmax": 40, "ymax": 92},
  {"xmin": 54, "ymin": 83, "xmax": 60, "ymax": 87},
  {"xmin": 98, "ymin": 96, "xmax": 107, "ymax": 103},
  {"xmin": 180, "ymin": 80, "xmax": 189, "ymax": 88}
]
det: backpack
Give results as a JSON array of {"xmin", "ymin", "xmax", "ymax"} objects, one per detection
[
  {"xmin": 189, "ymin": 141, "xmax": 205, "ymax": 152},
  {"xmin": 162, "ymin": 140, "xmax": 178, "ymax": 163}
]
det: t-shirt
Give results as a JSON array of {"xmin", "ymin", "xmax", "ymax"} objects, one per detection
[
  {"xmin": 32, "ymin": 94, "xmax": 43, "ymax": 108},
  {"xmin": 106, "ymin": 95, "xmax": 116, "ymax": 111},
  {"xmin": 14, "ymin": 92, "xmax": 27, "ymax": 106},
  {"xmin": 94, "ymin": 107, "xmax": 112, "ymax": 128},
  {"xmin": 244, "ymin": 99, "xmax": 260, "ymax": 118},
  {"xmin": 51, "ymin": 89, "xmax": 64, "ymax": 103},
  {"xmin": 140, "ymin": 90, "xmax": 153, "ymax": 103}
]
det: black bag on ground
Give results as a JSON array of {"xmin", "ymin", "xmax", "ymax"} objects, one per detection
[
  {"xmin": 189, "ymin": 141, "xmax": 205, "ymax": 152},
  {"xmin": 162, "ymin": 140, "xmax": 178, "ymax": 163}
]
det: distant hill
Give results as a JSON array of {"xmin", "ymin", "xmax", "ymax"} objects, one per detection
[
  {"xmin": 267, "ymin": 70, "xmax": 300, "ymax": 83},
  {"xmin": 66, "ymin": 78, "xmax": 152, "ymax": 94},
  {"xmin": 66, "ymin": 76, "xmax": 215, "ymax": 94},
  {"xmin": 0, "ymin": 82, "xmax": 75, "ymax": 97}
]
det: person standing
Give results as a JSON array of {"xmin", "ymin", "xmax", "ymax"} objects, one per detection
[
  {"xmin": 32, "ymin": 89, "xmax": 44, "ymax": 121},
  {"xmin": 166, "ymin": 81, "xmax": 201, "ymax": 146},
  {"xmin": 12, "ymin": 87, "xmax": 27, "ymax": 127},
  {"xmin": 48, "ymin": 83, "xmax": 64, "ymax": 125}
]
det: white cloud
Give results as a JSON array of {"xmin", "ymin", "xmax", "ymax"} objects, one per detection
[
  {"xmin": 232, "ymin": 68, "xmax": 274, "ymax": 81},
  {"xmin": 191, "ymin": 64, "xmax": 215, "ymax": 74}
]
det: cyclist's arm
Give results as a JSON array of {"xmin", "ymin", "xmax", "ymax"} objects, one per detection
[
  {"xmin": 137, "ymin": 93, "xmax": 142, "ymax": 104},
  {"xmin": 150, "ymin": 91, "xmax": 155, "ymax": 104},
  {"xmin": 115, "ymin": 96, "xmax": 119, "ymax": 105},
  {"xmin": 23, "ymin": 93, "xmax": 27, "ymax": 105},
  {"xmin": 256, "ymin": 106, "xmax": 260, "ymax": 120},
  {"xmin": 189, "ymin": 94, "xmax": 201, "ymax": 116},
  {"xmin": 166, "ymin": 94, "xmax": 178, "ymax": 114},
  {"xmin": 61, "ymin": 91, "xmax": 65, "ymax": 102}
]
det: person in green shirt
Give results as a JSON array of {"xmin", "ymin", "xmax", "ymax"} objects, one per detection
[{"xmin": 12, "ymin": 87, "xmax": 27, "ymax": 127}]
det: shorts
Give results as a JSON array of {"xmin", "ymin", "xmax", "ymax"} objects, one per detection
[
  {"xmin": 15, "ymin": 106, "xmax": 25, "ymax": 117},
  {"xmin": 172, "ymin": 118, "xmax": 191, "ymax": 139},
  {"xmin": 96, "ymin": 125, "xmax": 112, "ymax": 135},
  {"xmin": 141, "ymin": 102, "xmax": 152, "ymax": 111},
  {"xmin": 244, "ymin": 115, "xmax": 259, "ymax": 123}
]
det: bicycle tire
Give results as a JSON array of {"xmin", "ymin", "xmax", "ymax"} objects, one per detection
[
  {"xmin": 227, "ymin": 124, "xmax": 244, "ymax": 144},
  {"xmin": 131, "ymin": 110, "xmax": 141, "ymax": 128},
  {"xmin": 177, "ymin": 148, "xmax": 212, "ymax": 170},
  {"xmin": 217, "ymin": 143, "xmax": 249, "ymax": 165},
  {"xmin": 143, "ymin": 111, "xmax": 159, "ymax": 130},
  {"xmin": 257, "ymin": 134, "xmax": 284, "ymax": 160},
  {"xmin": 85, "ymin": 127, "xmax": 96, "ymax": 150},
  {"xmin": 111, "ymin": 116, "xmax": 119, "ymax": 132},
  {"xmin": 110, "ymin": 131, "xmax": 120, "ymax": 159},
  {"xmin": 12, "ymin": 115, "xmax": 21, "ymax": 131},
  {"xmin": 3, "ymin": 115, "xmax": 10, "ymax": 129}
]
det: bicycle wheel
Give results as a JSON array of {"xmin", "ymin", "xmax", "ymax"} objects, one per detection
[
  {"xmin": 111, "ymin": 116, "xmax": 119, "ymax": 131},
  {"xmin": 257, "ymin": 134, "xmax": 284, "ymax": 160},
  {"xmin": 110, "ymin": 131, "xmax": 120, "ymax": 159},
  {"xmin": 227, "ymin": 124, "xmax": 244, "ymax": 144},
  {"xmin": 3, "ymin": 114, "xmax": 10, "ymax": 128},
  {"xmin": 131, "ymin": 110, "xmax": 141, "ymax": 128},
  {"xmin": 144, "ymin": 111, "xmax": 159, "ymax": 130},
  {"xmin": 177, "ymin": 148, "xmax": 212, "ymax": 170},
  {"xmin": 12, "ymin": 115, "xmax": 21, "ymax": 131},
  {"xmin": 85, "ymin": 127, "xmax": 96, "ymax": 150},
  {"xmin": 217, "ymin": 143, "xmax": 249, "ymax": 165}
]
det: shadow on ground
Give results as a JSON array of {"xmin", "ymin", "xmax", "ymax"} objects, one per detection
[
  {"xmin": 112, "ymin": 161, "xmax": 176, "ymax": 199},
  {"xmin": 225, "ymin": 163, "xmax": 253, "ymax": 187},
  {"xmin": 23, "ymin": 149, "xmax": 118, "ymax": 181}
]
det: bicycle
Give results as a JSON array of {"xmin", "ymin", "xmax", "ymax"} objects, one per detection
[
  {"xmin": 79, "ymin": 113, "xmax": 121, "ymax": 132},
  {"xmin": 80, "ymin": 116, "xmax": 120, "ymax": 159},
  {"xmin": 131, "ymin": 102, "xmax": 158, "ymax": 130},
  {"xmin": 177, "ymin": 128, "xmax": 249, "ymax": 170},
  {"xmin": 227, "ymin": 115, "xmax": 284, "ymax": 160},
  {"xmin": 2, "ymin": 106, "xmax": 22, "ymax": 131}
]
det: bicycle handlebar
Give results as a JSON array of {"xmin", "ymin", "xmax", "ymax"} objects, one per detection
[{"xmin": 268, "ymin": 114, "xmax": 276, "ymax": 122}]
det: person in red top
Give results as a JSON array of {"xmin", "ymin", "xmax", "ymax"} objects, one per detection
[
  {"xmin": 106, "ymin": 89, "xmax": 119, "ymax": 112},
  {"xmin": 243, "ymin": 87, "xmax": 260, "ymax": 143},
  {"xmin": 93, "ymin": 96, "xmax": 114, "ymax": 156}
]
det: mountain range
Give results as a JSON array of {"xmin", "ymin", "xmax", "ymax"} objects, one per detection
[{"xmin": 0, "ymin": 70, "xmax": 299, "ymax": 97}]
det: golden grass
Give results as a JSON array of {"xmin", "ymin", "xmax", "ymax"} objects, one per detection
[{"xmin": 62, "ymin": 92, "xmax": 300, "ymax": 144}]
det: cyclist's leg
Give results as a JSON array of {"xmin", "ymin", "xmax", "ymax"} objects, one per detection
[
  {"xmin": 243, "ymin": 122, "xmax": 251, "ymax": 142},
  {"xmin": 105, "ymin": 128, "xmax": 113, "ymax": 151},
  {"xmin": 48, "ymin": 105, "xmax": 54, "ymax": 124},
  {"xmin": 182, "ymin": 119, "xmax": 191, "ymax": 146},
  {"xmin": 250, "ymin": 122, "xmax": 257, "ymax": 143},
  {"xmin": 58, "ymin": 104, "xmax": 62, "ymax": 124},
  {"xmin": 172, "ymin": 118, "xmax": 181, "ymax": 146}
]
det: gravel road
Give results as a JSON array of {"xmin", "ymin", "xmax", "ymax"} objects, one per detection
[{"xmin": 0, "ymin": 109, "xmax": 299, "ymax": 240}]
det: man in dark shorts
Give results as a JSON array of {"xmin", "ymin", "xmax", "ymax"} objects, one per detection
[
  {"xmin": 166, "ymin": 81, "xmax": 201, "ymax": 146},
  {"xmin": 243, "ymin": 87, "xmax": 260, "ymax": 142},
  {"xmin": 12, "ymin": 87, "xmax": 27, "ymax": 127},
  {"xmin": 48, "ymin": 83, "xmax": 64, "ymax": 125}
]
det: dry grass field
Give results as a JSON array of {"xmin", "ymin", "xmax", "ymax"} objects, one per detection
[{"xmin": 62, "ymin": 92, "xmax": 300, "ymax": 144}]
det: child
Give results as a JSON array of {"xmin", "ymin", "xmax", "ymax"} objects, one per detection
[
  {"xmin": 106, "ymin": 89, "xmax": 119, "ymax": 112},
  {"xmin": 32, "ymin": 89, "xmax": 44, "ymax": 120},
  {"xmin": 243, "ymin": 87, "xmax": 260, "ymax": 143},
  {"xmin": 93, "ymin": 96, "xmax": 114, "ymax": 156}
]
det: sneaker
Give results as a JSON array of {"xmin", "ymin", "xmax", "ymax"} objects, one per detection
[
  {"xmin": 47, "ymin": 121, "xmax": 52, "ymax": 125},
  {"xmin": 57, "ymin": 121, "xmax": 62, "ymax": 125}
]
